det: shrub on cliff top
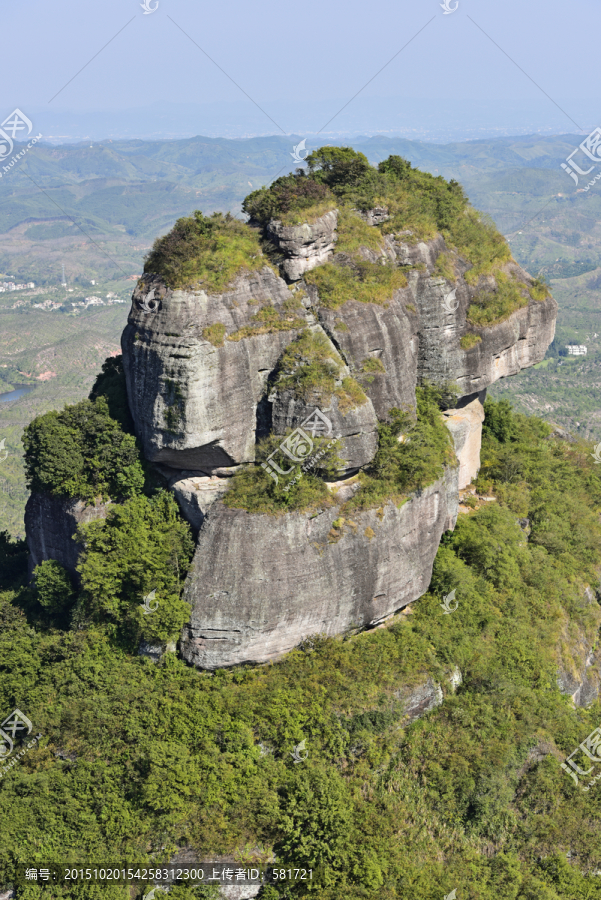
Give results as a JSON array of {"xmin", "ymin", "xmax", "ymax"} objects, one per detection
[
  {"xmin": 144, "ymin": 211, "xmax": 269, "ymax": 292},
  {"xmin": 22, "ymin": 396, "xmax": 145, "ymax": 502},
  {"xmin": 242, "ymin": 147, "xmax": 512, "ymax": 279}
]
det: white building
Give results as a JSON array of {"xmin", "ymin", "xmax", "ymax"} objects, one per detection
[{"xmin": 567, "ymin": 345, "xmax": 587, "ymax": 356}]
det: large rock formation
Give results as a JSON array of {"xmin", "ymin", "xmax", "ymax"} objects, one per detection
[
  {"xmin": 180, "ymin": 468, "xmax": 458, "ymax": 669},
  {"xmin": 114, "ymin": 198, "xmax": 557, "ymax": 668},
  {"xmin": 26, "ymin": 163, "xmax": 557, "ymax": 670}
]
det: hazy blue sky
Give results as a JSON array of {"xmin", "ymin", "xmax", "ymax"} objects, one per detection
[{"xmin": 2, "ymin": 0, "xmax": 599, "ymax": 139}]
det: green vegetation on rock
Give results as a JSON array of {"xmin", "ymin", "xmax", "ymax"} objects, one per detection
[
  {"xmin": 304, "ymin": 259, "xmax": 407, "ymax": 310},
  {"xmin": 467, "ymin": 270, "xmax": 529, "ymax": 327},
  {"xmin": 223, "ymin": 432, "xmax": 343, "ymax": 516},
  {"xmin": 460, "ymin": 333, "xmax": 482, "ymax": 350},
  {"xmin": 144, "ymin": 212, "xmax": 269, "ymax": 292},
  {"xmin": 22, "ymin": 396, "xmax": 145, "ymax": 502},
  {"xmin": 346, "ymin": 384, "xmax": 456, "ymax": 510},
  {"xmin": 202, "ymin": 322, "xmax": 227, "ymax": 346},
  {"xmin": 242, "ymin": 170, "xmax": 336, "ymax": 226},
  {"xmin": 227, "ymin": 303, "xmax": 305, "ymax": 342},
  {"xmin": 274, "ymin": 330, "xmax": 367, "ymax": 411},
  {"xmin": 4, "ymin": 403, "xmax": 601, "ymax": 897}
]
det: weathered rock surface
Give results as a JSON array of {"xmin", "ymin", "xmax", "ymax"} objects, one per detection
[
  {"xmin": 557, "ymin": 587, "xmax": 601, "ymax": 707},
  {"xmin": 443, "ymin": 392, "xmax": 486, "ymax": 489},
  {"xmin": 25, "ymin": 492, "xmax": 110, "ymax": 579},
  {"xmin": 180, "ymin": 467, "xmax": 458, "ymax": 669},
  {"xmin": 165, "ymin": 471, "xmax": 230, "ymax": 532},
  {"xmin": 271, "ymin": 388, "xmax": 378, "ymax": 473},
  {"xmin": 315, "ymin": 293, "xmax": 418, "ymax": 419},
  {"xmin": 122, "ymin": 269, "xmax": 306, "ymax": 471},
  {"xmin": 400, "ymin": 677, "xmax": 444, "ymax": 723},
  {"xmin": 266, "ymin": 210, "xmax": 338, "ymax": 281}
]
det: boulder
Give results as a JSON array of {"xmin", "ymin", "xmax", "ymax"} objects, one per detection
[
  {"xmin": 121, "ymin": 269, "xmax": 307, "ymax": 471},
  {"xmin": 25, "ymin": 492, "xmax": 110, "ymax": 579},
  {"xmin": 266, "ymin": 210, "xmax": 338, "ymax": 281},
  {"xmin": 180, "ymin": 466, "xmax": 458, "ymax": 669},
  {"xmin": 165, "ymin": 471, "xmax": 230, "ymax": 532},
  {"xmin": 443, "ymin": 392, "xmax": 486, "ymax": 489}
]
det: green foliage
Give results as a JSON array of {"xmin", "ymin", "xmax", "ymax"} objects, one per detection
[
  {"xmin": 433, "ymin": 250, "xmax": 457, "ymax": 283},
  {"xmin": 346, "ymin": 384, "xmax": 456, "ymax": 510},
  {"xmin": 274, "ymin": 330, "xmax": 367, "ymax": 411},
  {"xmin": 22, "ymin": 397, "xmax": 145, "ymax": 502},
  {"xmin": 460, "ymin": 333, "xmax": 482, "ymax": 350},
  {"xmin": 444, "ymin": 208, "xmax": 512, "ymax": 282},
  {"xmin": 144, "ymin": 212, "xmax": 269, "ymax": 292},
  {"xmin": 223, "ymin": 433, "xmax": 342, "ymax": 515},
  {"xmin": 467, "ymin": 271, "xmax": 529, "ymax": 327},
  {"xmin": 76, "ymin": 490, "xmax": 194, "ymax": 645},
  {"xmin": 334, "ymin": 207, "xmax": 386, "ymax": 255},
  {"xmin": 242, "ymin": 170, "xmax": 335, "ymax": 225},
  {"xmin": 202, "ymin": 322, "xmax": 227, "ymax": 347},
  {"xmin": 304, "ymin": 259, "xmax": 407, "ymax": 311},
  {"xmin": 529, "ymin": 275, "xmax": 551, "ymax": 301},
  {"xmin": 4, "ymin": 405, "xmax": 601, "ymax": 896},
  {"xmin": 360, "ymin": 357, "xmax": 386, "ymax": 374},
  {"xmin": 33, "ymin": 560, "xmax": 76, "ymax": 614},
  {"xmin": 227, "ymin": 304, "xmax": 305, "ymax": 342},
  {"xmin": 89, "ymin": 354, "xmax": 134, "ymax": 434}
]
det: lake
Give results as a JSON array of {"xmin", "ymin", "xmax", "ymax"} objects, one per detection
[{"xmin": 0, "ymin": 384, "xmax": 36, "ymax": 403}]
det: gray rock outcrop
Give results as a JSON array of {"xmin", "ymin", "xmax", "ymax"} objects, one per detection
[
  {"xmin": 443, "ymin": 392, "xmax": 486, "ymax": 489},
  {"xmin": 180, "ymin": 467, "xmax": 458, "ymax": 669},
  {"xmin": 25, "ymin": 492, "xmax": 110, "ymax": 579},
  {"xmin": 266, "ymin": 210, "xmax": 338, "ymax": 281},
  {"xmin": 121, "ymin": 268, "xmax": 306, "ymax": 471}
]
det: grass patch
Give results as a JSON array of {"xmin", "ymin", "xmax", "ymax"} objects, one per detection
[
  {"xmin": 223, "ymin": 433, "xmax": 343, "ymax": 515},
  {"xmin": 144, "ymin": 211, "xmax": 270, "ymax": 292},
  {"xmin": 335, "ymin": 206, "xmax": 386, "ymax": 254},
  {"xmin": 529, "ymin": 276, "xmax": 552, "ymax": 301},
  {"xmin": 460, "ymin": 333, "xmax": 482, "ymax": 350},
  {"xmin": 274, "ymin": 330, "xmax": 367, "ymax": 412},
  {"xmin": 361, "ymin": 357, "xmax": 386, "ymax": 374},
  {"xmin": 227, "ymin": 304, "xmax": 305, "ymax": 341},
  {"xmin": 279, "ymin": 198, "xmax": 337, "ymax": 226},
  {"xmin": 345, "ymin": 384, "xmax": 456, "ymax": 511},
  {"xmin": 433, "ymin": 251, "xmax": 457, "ymax": 284},
  {"xmin": 202, "ymin": 322, "xmax": 226, "ymax": 347},
  {"xmin": 444, "ymin": 209, "xmax": 512, "ymax": 283},
  {"xmin": 467, "ymin": 271, "xmax": 528, "ymax": 327},
  {"xmin": 305, "ymin": 259, "xmax": 407, "ymax": 311}
]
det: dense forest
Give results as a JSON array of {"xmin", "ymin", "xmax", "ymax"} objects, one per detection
[{"xmin": 2, "ymin": 385, "xmax": 601, "ymax": 898}]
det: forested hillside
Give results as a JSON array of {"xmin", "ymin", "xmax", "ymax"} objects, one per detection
[{"xmin": 2, "ymin": 399, "xmax": 601, "ymax": 898}]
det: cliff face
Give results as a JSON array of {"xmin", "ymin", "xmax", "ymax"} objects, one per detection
[
  {"xmin": 25, "ymin": 493, "xmax": 110, "ymax": 579},
  {"xmin": 180, "ymin": 467, "xmax": 458, "ymax": 669}
]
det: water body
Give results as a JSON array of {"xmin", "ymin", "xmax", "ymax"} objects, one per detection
[{"xmin": 0, "ymin": 384, "xmax": 35, "ymax": 403}]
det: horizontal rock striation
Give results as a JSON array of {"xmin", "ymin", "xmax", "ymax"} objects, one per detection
[
  {"xmin": 180, "ymin": 467, "xmax": 458, "ymax": 669},
  {"xmin": 121, "ymin": 268, "xmax": 306, "ymax": 471},
  {"xmin": 25, "ymin": 492, "xmax": 110, "ymax": 580},
  {"xmin": 443, "ymin": 392, "xmax": 486, "ymax": 490}
]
